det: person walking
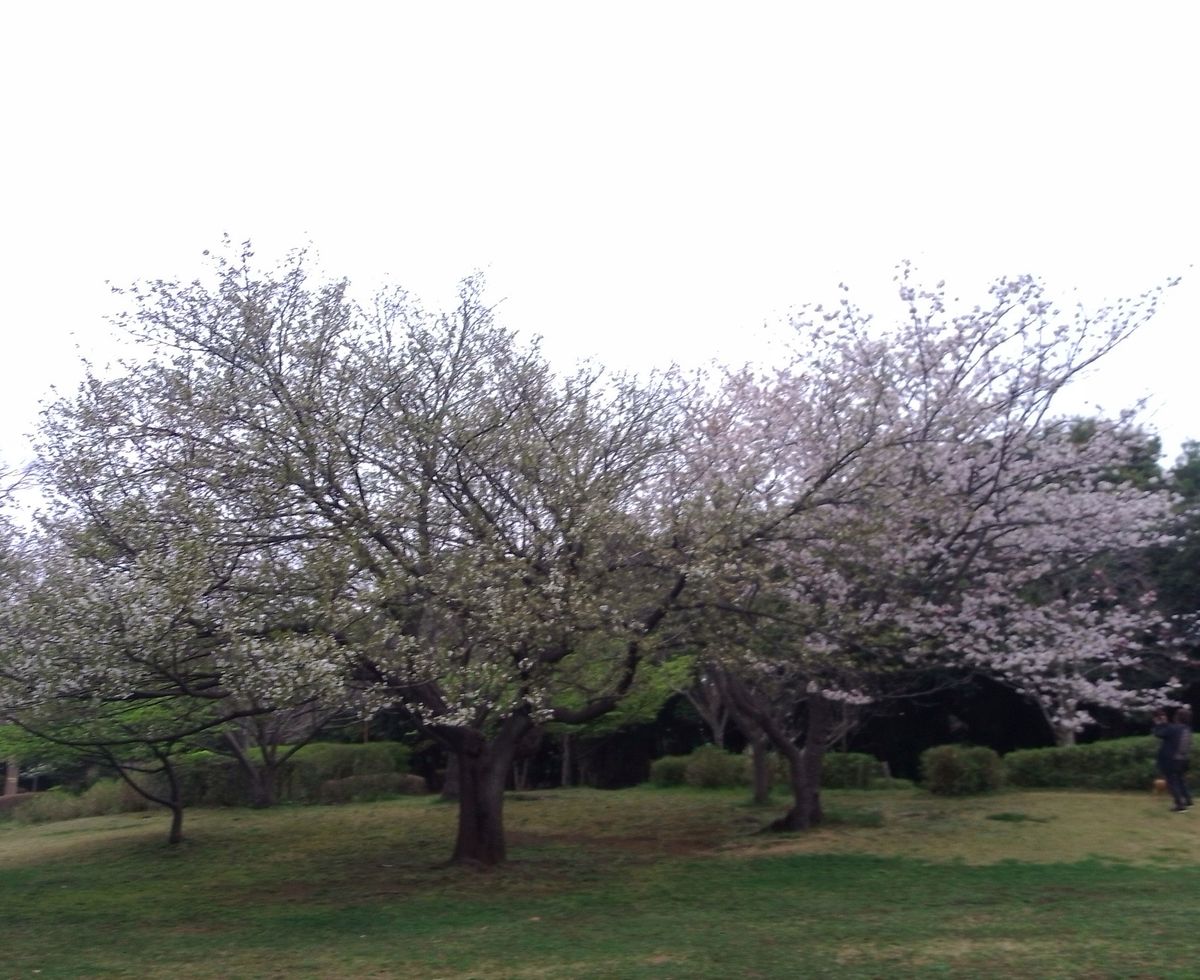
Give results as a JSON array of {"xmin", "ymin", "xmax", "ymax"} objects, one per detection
[{"xmin": 1153, "ymin": 707, "xmax": 1193, "ymax": 812}]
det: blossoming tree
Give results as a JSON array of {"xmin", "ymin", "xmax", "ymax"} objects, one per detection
[
  {"xmin": 22, "ymin": 246, "xmax": 699, "ymax": 864},
  {"xmin": 686, "ymin": 270, "xmax": 1179, "ymax": 829}
]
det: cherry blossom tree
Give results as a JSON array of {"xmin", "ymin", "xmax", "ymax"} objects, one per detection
[
  {"xmin": 21, "ymin": 244, "xmax": 698, "ymax": 865},
  {"xmin": 686, "ymin": 269, "xmax": 1180, "ymax": 828},
  {"xmin": 0, "ymin": 512, "xmax": 353, "ymax": 842}
]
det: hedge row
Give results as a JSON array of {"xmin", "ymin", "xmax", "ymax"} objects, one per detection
[
  {"xmin": 3, "ymin": 741, "xmax": 423, "ymax": 823},
  {"xmin": 649, "ymin": 737, "xmax": 1163, "ymax": 798},
  {"xmin": 170, "ymin": 741, "xmax": 415, "ymax": 807},
  {"xmin": 919, "ymin": 738, "xmax": 1164, "ymax": 795},
  {"xmin": 7, "ymin": 779, "xmax": 151, "ymax": 824},
  {"xmin": 1003, "ymin": 736, "xmax": 1157, "ymax": 791},
  {"xmin": 648, "ymin": 746, "xmax": 887, "ymax": 791}
]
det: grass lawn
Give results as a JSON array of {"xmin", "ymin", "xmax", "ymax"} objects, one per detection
[{"xmin": 3, "ymin": 786, "xmax": 1199, "ymax": 978}]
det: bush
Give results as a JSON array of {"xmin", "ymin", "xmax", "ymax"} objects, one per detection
[
  {"xmin": 9, "ymin": 779, "xmax": 154, "ymax": 824},
  {"xmin": 868, "ymin": 776, "xmax": 916, "ymax": 791},
  {"xmin": 10, "ymin": 789, "xmax": 82, "ymax": 824},
  {"xmin": 648, "ymin": 755, "xmax": 690, "ymax": 787},
  {"xmin": 1004, "ymin": 737, "xmax": 1157, "ymax": 791},
  {"xmin": 174, "ymin": 753, "xmax": 246, "ymax": 807},
  {"xmin": 684, "ymin": 745, "xmax": 748, "ymax": 789},
  {"xmin": 820, "ymin": 752, "xmax": 883, "ymax": 789},
  {"xmin": 316, "ymin": 773, "xmax": 427, "ymax": 804},
  {"xmin": 650, "ymin": 747, "xmax": 889, "ymax": 792},
  {"xmin": 76, "ymin": 778, "xmax": 150, "ymax": 816},
  {"xmin": 921, "ymin": 745, "xmax": 1005, "ymax": 796},
  {"xmin": 164, "ymin": 741, "xmax": 414, "ymax": 807},
  {"xmin": 280, "ymin": 742, "xmax": 412, "ymax": 803}
]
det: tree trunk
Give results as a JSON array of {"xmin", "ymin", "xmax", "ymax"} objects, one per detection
[
  {"xmin": 167, "ymin": 803, "xmax": 185, "ymax": 845},
  {"xmin": 246, "ymin": 767, "xmax": 277, "ymax": 807},
  {"xmin": 443, "ymin": 715, "xmax": 531, "ymax": 866},
  {"xmin": 1053, "ymin": 724, "xmax": 1077, "ymax": 748},
  {"xmin": 715, "ymin": 668, "xmax": 830, "ymax": 830},
  {"xmin": 513, "ymin": 758, "xmax": 530, "ymax": 791},
  {"xmin": 162, "ymin": 757, "xmax": 186, "ymax": 846},
  {"xmin": 440, "ymin": 753, "xmax": 461, "ymax": 801},
  {"xmin": 4, "ymin": 757, "xmax": 17, "ymax": 797},
  {"xmin": 453, "ymin": 747, "xmax": 511, "ymax": 865},
  {"xmin": 770, "ymin": 694, "xmax": 833, "ymax": 831},
  {"xmin": 224, "ymin": 731, "xmax": 279, "ymax": 808},
  {"xmin": 560, "ymin": 733, "xmax": 572, "ymax": 787},
  {"xmin": 750, "ymin": 737, "xmax": 772, "ymax": 805}
]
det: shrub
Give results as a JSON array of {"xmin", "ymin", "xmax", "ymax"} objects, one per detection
[
  {"xmin": 175, "ymin": 753, "xmax": 246, "ymax": 807},
  {"xmin": 821, "ymin": 752, "xmax": 883, "ymax": 789},
  {"xmin": 316, "ymin": 773, "xmax": 427, "ymax": 804},
  {"xmin": 164, "ymin": 741, "xmax": 414, "ymax": 807},
  {"xmin": 650, "ymin": 746, "xmax": 889, "ymax": 792},
  {"xmin": 9, "ymin": 776, "xmax": 175, "ymax": 825},
  {"xmin": 10, "ymin": 789, "xmax": 82, "ymax": 824},
  {"xmin": 1004, "ymin": 737, "xmax": 1156, "ymax": 790},
  {"xmin": 76, "ymin": 778, "xmax": 150, "ymax": 816},
  {"xmin": 921, "ymin": 744, "xmax": 1005, "ymax": 796},
  {"xmin": 684, "ymin": 745, "xmax": 748, "ymax": 789},
  {"xmin": 280, "ymin": 742, "xmax": 412, "ymax": 803},
  {"xmin": 648, "ymin": 755, "xmax": 690, "ymax": 787}
]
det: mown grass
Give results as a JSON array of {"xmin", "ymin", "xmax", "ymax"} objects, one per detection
[{"xmin": 2, "ymin": 786, "xmax": 1199, "ymax": 978}]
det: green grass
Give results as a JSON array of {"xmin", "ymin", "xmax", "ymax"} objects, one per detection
[{"xmin": 3, "ymin": 786, "xmax": 1200, "ymax": 978}]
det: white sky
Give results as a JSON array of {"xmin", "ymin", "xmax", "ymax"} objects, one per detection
[{"xmin": 1, "ymin": 1, "xmax": 1197, "ymax": 478}]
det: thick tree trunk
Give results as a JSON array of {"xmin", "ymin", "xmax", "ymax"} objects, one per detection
[
  {"xmin": 442, "ymin": 715, "xmax": 532, "ymax": 866},
  {"xmin": 246, "ymin": 768, "xmax": 277, "ymax": 808},
  {"xmin": 453, "ymin": 748, "xmax": 511, "ymax": 865},
  {"xmin": 4, "ymin": 757, "xmax": 17, "ymax": 797},
  {"xmin": 715, "ymin": 668, "xmax": 830, "ymax": 830}
]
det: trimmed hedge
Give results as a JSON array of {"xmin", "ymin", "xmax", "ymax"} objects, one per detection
[
  {"xmin": 920, "ymin": 745, "xmax": 1005, "ymax": 796},
  {"xmin": 8, "ymin": 779, "xmax": 149, "ymax": 824},
  {"xmin": 648, "ymin": 754, "xmax": 690, "ymax": 787},
  {"xmin": 114, "ymin": 741, "xmax": 416, "ymax": 809},
  {"xmin": 1004, "ymin": 736, "xmax": 1157, "ymax": 791},
  {"xmin": 684, "ymin": 745, "xmax": 748, "ymax": 789},
  {"xmin": 647, "ymin": 746, "xmax": 886, "ymax": 791},
  {"xmin": 820, "ymin": 752, "xmax": 884, "ymax": 789},
  {"xmin": 273, "ymin": 742, "xmax": 413, "ymax": 803},
  {"xmin": 6, "ymin": 742, "xmax": 423, "ymax": 824}
]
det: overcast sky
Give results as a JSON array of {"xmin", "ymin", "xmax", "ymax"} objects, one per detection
[{"xmin": 2, "ymin": 1, "xmax": 1197, "ymax": 478}]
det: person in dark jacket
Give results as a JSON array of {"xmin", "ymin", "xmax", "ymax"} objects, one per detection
[{"xmin": 1153, "ymin": 707, "xmax": 1193, "ymax": 812}]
